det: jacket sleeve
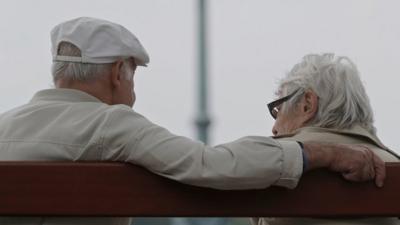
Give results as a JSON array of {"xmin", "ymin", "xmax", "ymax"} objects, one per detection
[{"xmin": 101, "ymin": 107, "xmax": 303, "ymax": 190}]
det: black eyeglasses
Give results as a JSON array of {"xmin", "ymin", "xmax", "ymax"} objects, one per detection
[{"xmin": 267, "ymin": 89, "xmax": 300, "ymax": 119}]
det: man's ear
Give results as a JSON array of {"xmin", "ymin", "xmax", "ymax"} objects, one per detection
[
  {"xmin": 301, "ymin": 90, "xmax": 318, "ymax": 123},
  {"xmin": 110, "ymin": 59, "xmax": 124, "ymax": 89}
]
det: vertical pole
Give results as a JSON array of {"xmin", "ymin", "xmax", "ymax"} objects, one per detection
[
  {"xmin": 182, "ymin": 3, "xmax": 228, "ymax": 225},
  {"xmin": 196, "ymin": 0, "xmax": 211, "ymax": 144}
]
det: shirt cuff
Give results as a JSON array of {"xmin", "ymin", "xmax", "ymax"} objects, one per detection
[{"xmin": 274, "ymin": 140, "xmax": 303, "ymax": 189}]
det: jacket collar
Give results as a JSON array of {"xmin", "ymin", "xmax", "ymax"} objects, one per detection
[
  {"xmin": 274, "ymin": 125, "xmax": 388, "ymax": 150},
  {"xmin": 30, "ymin": 88, "xmax": 102, "ymax": 103}
]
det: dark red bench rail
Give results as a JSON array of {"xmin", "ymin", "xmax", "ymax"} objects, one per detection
[{"xmin": 0, "ymin": 162, "xmax": 399, "ymax": 217}]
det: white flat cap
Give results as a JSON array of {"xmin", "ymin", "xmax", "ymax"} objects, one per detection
[{"xmin": 51, "ymin": 17, "xmax": 149, "ymax": 66}]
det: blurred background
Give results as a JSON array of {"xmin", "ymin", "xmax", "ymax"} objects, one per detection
[{"xmin": 1, "ymin": 0, "xmax": 400, "ymax": 224}]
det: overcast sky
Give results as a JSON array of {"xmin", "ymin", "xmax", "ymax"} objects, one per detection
[{"xmin": 1, "ymin": 0, "xmax": 400, "ymax": 152}]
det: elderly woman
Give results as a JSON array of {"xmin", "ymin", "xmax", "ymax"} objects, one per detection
[{"xmin": 252, "ymin": 53, "xmax": 400, "ymax": 225}]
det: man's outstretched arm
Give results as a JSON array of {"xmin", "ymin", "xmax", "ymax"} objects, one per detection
[{"xmin": 103, "ymin": 108, "xmax": 386, "ymax": 190}]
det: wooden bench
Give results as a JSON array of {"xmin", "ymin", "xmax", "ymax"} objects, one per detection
[{"xmin": 1, "ymin": 162, "xmax": 399, "ymax": 217}]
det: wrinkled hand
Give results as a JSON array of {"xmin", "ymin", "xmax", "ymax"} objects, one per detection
[
  {"xmin": 303, "ymin": 142, "xmax": 386, "ymax": 187},
  {"xmin": 329, "ymin": 144, "xmax": 385, "ymax": 187}
]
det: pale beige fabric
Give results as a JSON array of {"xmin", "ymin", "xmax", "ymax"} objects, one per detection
[
  {"xmin": 0, "ymin": 88, "xmax": 303, "ymax": 225},
  {"xmin": 252, "ymin": 126, "xmax": 400, "ymax": 225}
]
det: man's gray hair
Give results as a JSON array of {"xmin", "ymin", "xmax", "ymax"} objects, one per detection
[
  {"xmin": 278, "ymin": 53, "xmax": 376, "ymax": 134},
  {"xmin": 51, "ymin": 42, "xmax": 133, "ymax": 82}
]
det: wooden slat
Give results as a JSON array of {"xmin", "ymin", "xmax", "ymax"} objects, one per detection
[{"xmin": 0, "ymin": 162, "xmax": 399, "ymax": 217}]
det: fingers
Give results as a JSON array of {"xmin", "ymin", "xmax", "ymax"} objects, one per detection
[
  {"xmin": 342, "ymin": 171, "xmax": 363, "ymax": 182},
  {"xmin": 373, "ymin": 153, "xmax": 386, "ymax": 187},
  {"xmin": 339, "ymin": 146, "xmax": 386, "ymax": 187},
  {"xmin": 342, "ymin": 160, "xmax": 374, "ymax": 182},
  {"xmin": 364, "ymin": 148, "xmax": 376, "ymax": 181},
  {"xmin": 342, "ymin": 161, "xmax": 374, "ymax": 182},
  {"xmin": 361, "ymin": 147, "xmax": 385, "ymax": 187}
]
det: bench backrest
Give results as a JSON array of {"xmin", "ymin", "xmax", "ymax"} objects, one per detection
[{"xmin": 1, "ymin": 162, "xmax": 399, "ymax": 217}]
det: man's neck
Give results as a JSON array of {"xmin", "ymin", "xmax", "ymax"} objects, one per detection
[{"xmin": 55, "ymin": 78, "xmax": 112, "ymax": 105}]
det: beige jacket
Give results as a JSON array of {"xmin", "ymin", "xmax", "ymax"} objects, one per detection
[
  {"xmin": 0, "ymin": 89, "xmax": 303, "ymax": 225},
  {"xmin": 252, "ymin": 126, "xmax": 400, "ymax": 225}
]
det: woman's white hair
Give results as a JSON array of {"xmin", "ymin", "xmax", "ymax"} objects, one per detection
[
  {"xmin": 278, "ymin": 53, "xmax": 376, "ymax": 134},
  {"xmin": 51, "ymin": 42, "xmax": 133, "ymax": 82}
]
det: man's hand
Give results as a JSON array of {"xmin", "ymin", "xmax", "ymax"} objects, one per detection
[{"xmin": 302, "ymin": 142, "xmax": 386, "ymax": 187}]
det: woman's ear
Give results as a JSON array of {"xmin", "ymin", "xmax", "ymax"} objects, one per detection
[
  {"xmin": 110, "ymin": 59, "xmax": 124, "ymax": 89},
  {"xmin": 300, "ymin": 90, "xmax": 318, "ymax": 123}
]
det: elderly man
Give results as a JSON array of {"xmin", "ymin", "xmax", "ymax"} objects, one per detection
[
  {"xmin": 0, "ymin": 18, "xmax": 385, "ymax": 225},
  {"xmin": 252, "ymin": 53, "xmax": 400, "ymax": 225}
]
